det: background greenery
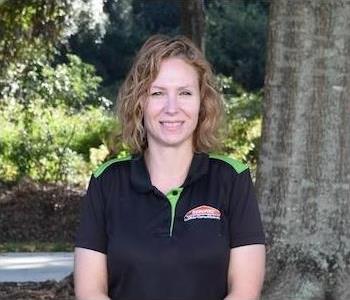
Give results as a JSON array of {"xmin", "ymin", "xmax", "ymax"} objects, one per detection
[{"xmin": 0, "ymin": 0, "xmax": 268, "ymax": 185}]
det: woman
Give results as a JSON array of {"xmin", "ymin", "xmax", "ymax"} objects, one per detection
[{"xmin": 74, "ymin": 34, "xmax": 265, "ymax": 300}]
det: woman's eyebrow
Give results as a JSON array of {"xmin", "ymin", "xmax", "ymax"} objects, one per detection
[
  {"xmin": 150, "ymin": 85, "xmax": 166, "ymax": 90},
  {"xmin": 178, "ymin": 85, "xmax": 194, "ymax": 89}
]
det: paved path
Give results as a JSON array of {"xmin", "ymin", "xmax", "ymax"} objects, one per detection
[{"xmin": 0, "ymin": 252, "xmax": 74, "ymax": 282}]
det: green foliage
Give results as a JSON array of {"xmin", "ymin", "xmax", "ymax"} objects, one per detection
[
  {"xmin": 206, "ymin": 1, "xmax": 268, "ymax": 90},
  {"xmin": 1, "ymin": 54, "xmax": 108, "ymax": 109},
  {"xmin": 0, "ymin": 0, "xmax": 71, "ymax": 72},
  {"xmin": 217, "ymin": 75, "xmax": 262, "ymax": 170},
  {"xmin": 0, "ymin": 99, "xmax": 116, "ymax": 184},
  {"xmin": 0, "ymin": 51, "xmax": 117, "ymax": 184},
  {"xmin": 39, "ymin": 54, "xmax": 105, "ymax": 108}
]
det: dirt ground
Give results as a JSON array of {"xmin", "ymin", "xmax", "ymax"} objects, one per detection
[
  {"xmin": 0, "ymin": 179, "xmax": 82, "ymax": 299},
  {"xmin": 0, "ymin": 273, "xmax": 74, "ymax": 300},
  {"xmin": 0, "ymin": 178, "xmax": 82, "ymax": 243}
]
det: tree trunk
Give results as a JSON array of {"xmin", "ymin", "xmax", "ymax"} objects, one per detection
[
  {"xmin": 180, "ymin": 0, "xmax": 205, "ymax": 52},
  {"xmin": 256, "ymin": 0, "xmax": 350, "ymax": 299}
]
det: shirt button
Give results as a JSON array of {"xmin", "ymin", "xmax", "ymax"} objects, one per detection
[{"xmin": 172, "ymin": 190, "xmax": 178, "ymax": 196}]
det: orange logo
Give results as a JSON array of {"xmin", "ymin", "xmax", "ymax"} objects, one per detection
[{"xmin": 184, "ymin": 205, "xmax": 221, "ymax": 222}]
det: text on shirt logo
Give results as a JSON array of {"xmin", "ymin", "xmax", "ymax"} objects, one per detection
[{"xmin": 184, "ymin": 205, "xmax": 221, "ymax": 222}]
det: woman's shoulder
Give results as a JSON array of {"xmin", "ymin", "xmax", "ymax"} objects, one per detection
[
  {"xmin": 208, "ymin": 153, "xmax": 249, "ymax": 175},
  {"xmin": 93, "ymin": 155, "xmax": 132, "ymax": 179}
]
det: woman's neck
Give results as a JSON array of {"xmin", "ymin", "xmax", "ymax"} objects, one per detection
[{"xmin": 144, "ymin": 144, "xmax": 194, "ymax": 194}]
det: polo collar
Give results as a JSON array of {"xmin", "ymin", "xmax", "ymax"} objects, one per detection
[{"xmin": 130, "ymin": 152, "xmax": 209, "ymax": 193}]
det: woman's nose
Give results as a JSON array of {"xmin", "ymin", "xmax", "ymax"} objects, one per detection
[{"xmin": 164, "ymin": 93, "xmax": 179, "ymax": 114}]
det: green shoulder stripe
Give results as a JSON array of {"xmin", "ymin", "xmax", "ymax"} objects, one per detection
[
  {"xmin": 93, "ymin": 155, "xmax": 132, "ymax": 178},
  {"xmin": 209, "ymin": 154, "xmax": 248, "ymax": 174}
]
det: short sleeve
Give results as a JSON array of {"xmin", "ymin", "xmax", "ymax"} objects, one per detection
[
  {"xmin": 228, "ymin": 169, "xmax": 265, "ymax": 248},
  {"xmin": 75, "ymin": 175, "xmax": 107, "ymax": 253}
]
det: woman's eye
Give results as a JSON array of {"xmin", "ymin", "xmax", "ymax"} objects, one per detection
[
  {"xmin": 180, "ymin": 91, "xmax": 192, "ymax": 96},
  {"xmin": 151, "ymin": 91, "xmax": 162, "ymax": 96}
]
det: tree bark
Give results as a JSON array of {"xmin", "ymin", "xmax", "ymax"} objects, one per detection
[
  {"xmin": 180, "ymin": 0, "xmax": 205, "ymax": 52},
  {"xmin": 256, "ymin": 0, "xmax": 350, "ymax": 299}
]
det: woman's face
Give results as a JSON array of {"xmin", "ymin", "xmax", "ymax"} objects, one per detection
[{"xmin": 143, "ymin": 57, "xmax": 201, "ymax": 150}]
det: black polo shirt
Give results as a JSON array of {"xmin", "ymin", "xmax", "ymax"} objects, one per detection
[{"xmin": 75, "ymin": 152, "xmax": 265, "ymax": 300}]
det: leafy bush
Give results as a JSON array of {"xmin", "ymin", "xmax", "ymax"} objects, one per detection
[
  {"xmin": 217, "ymin": 75, "xmax": 262, "ymax": 171},
  {"xmin": 0, "ymin": 99, "xmax": 116, "ymax": 184},
  {"xmin": 1, "ymin": 54, "xmax": 109, "ymax": 109},
  {"xmin": 0, "ymin": 54, "xmax": 117, "ymax": 184}
]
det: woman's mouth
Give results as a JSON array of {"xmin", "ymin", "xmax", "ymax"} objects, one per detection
[{"xmin": 160, "ymin": 121, "xmax": 184, "ymax": 130}]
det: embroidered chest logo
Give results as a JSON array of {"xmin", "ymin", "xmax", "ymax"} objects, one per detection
[{"xmin": 184, "ymin": 205, "xmax": 221, "ymax": 222}]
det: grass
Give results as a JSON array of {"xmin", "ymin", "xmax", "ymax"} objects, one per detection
[{"xmin": 0, "ymin": 242, "xmax": 74, "ymax": 253}]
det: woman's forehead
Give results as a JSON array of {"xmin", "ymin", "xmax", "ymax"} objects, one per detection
[{"xmin": 151, "ymin": 58, "xmax": 199, "ymax": 87}]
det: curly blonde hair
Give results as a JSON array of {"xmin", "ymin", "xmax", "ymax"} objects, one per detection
[{"xmin": 116, "ymin": 34, "xmax": 223, "ymax": 153}]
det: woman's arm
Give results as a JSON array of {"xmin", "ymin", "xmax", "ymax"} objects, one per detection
[
  {"xmin": 74, "ymin": 247, "xmax": 110, "ymax": 300},
  {"xmin": 224, "ymin": 244, "xmax": 266, "ymax": 300}
]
